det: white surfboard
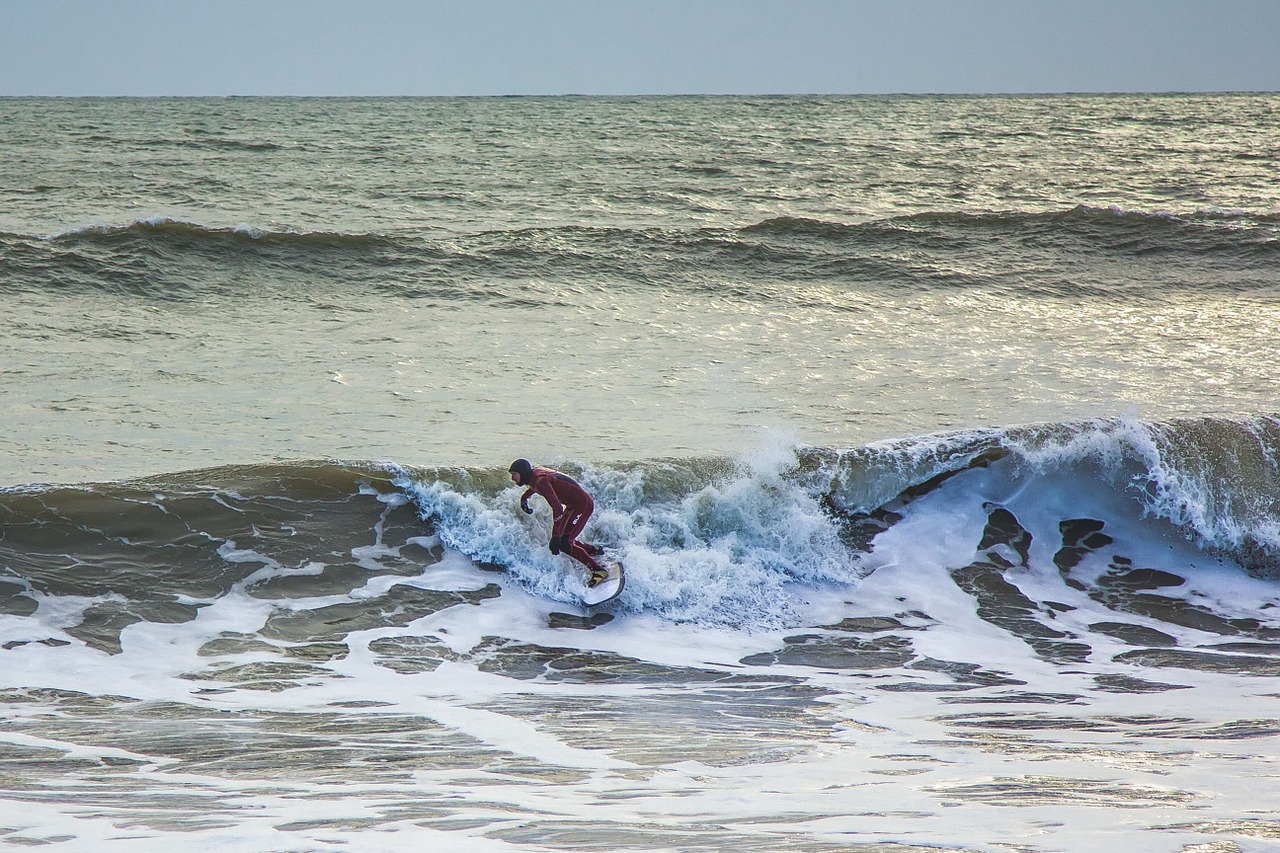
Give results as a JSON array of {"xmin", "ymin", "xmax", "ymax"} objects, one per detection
[{"xmin": 581, "ymin": 560, "xmax": 625, "ymax": 606}]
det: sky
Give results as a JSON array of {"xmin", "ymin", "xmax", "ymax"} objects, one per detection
[{"xmin": 3, "ymin": 0, "xmax": 1279, "ymax": 97}]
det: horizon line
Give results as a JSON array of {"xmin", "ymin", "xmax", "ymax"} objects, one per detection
[{"xmin": 3, "ymin": 89, "xmax": 1278, "ymax": 99}]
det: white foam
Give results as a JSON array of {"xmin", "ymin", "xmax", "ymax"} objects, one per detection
[{"xmin": 395, "ymin": 448, "xmax": 861, "ymax": 627}]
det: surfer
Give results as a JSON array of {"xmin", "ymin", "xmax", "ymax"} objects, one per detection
[{"xmin": 509, "ymin": 459, "xmax": 608, "ymax": 586}]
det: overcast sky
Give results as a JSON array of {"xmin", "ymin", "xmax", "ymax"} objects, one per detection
[{"xmin": 3, "ymin": 0, "xmax": 1278, "ymax": 97}]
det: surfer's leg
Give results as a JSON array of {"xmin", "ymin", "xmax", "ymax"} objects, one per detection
[
  {"xmin": 561, "ymin": 500, "xmax": 603, "ymax": 557},
  {"xmin": 568, "ymin": 540, "xmax": 602, "ymax": 572},
  {"xmin": 564, "ymin": 537, "xmax": 606, "ymax": 586},
  {"xmin": 560, "ymin": 506, "xmax": 604, "ymax": 580}
]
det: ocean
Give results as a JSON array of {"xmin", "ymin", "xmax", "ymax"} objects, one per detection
[{"xmin": 2, "ymin": 94, "xmax": 1280, "ymax": 852}]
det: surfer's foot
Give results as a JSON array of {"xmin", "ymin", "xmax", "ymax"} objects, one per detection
[
  {"xmin": 584, "ymin": 543, "xmax": 605, "ymax": 557},
  {"xmin": 587, "ymin": 566, "xmax": 609, "ymax": 588}
]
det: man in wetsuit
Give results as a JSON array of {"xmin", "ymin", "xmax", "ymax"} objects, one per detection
[{"xmin": 509, "ymin": 459, "xmax": 608, "ymax": 586}]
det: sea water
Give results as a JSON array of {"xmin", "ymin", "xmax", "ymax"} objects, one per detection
[{"xmin": 2, "ymin": 95, "xmax": 1280, "ymax": 852}]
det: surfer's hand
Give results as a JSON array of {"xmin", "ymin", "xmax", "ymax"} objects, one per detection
[
  {"xmin": 520, "ymin": 497, "xmax": 532, "ymax": 514},
  {"xmin": 549, "ymin": 536, "xmax": 561, "ymax": 555}
]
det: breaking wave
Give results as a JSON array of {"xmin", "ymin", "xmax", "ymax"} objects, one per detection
[{"xmin": 3, "ymin": 416, "xmax": 1278, "ymax": 639}]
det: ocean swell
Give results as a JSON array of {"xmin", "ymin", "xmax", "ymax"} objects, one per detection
[{"xmin": 5, "ymin": 207, "xmax": 1278, "ymax": 301}]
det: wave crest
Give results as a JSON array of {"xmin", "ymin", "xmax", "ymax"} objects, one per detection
[
  {"xmin": 3, "ymin": 417, "xmax": 1280, "ymax": 633},
  {"xmin": 44, "ymin": 217, "xmax": 396, "ymax": 249},
  {"xmin": 4, "ymin": 205, "xmax": 1277, "ymax": 301}
]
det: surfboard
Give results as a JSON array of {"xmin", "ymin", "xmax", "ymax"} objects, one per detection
[{"xmin": 581, "ymin": 560, "xmax": 625, "ymax": 606}]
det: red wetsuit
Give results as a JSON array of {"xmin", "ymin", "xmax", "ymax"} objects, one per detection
[{"xmin": 521, "ymin": 467, "xmax": 601, "ymax": 571}]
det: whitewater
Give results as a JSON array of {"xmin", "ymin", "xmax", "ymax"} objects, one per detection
[{"xmin": 2, "ymin": 94, "xmax": 1280, "ymax": 852}]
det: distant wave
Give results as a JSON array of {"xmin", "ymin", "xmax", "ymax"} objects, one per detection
[
  {"xmin": 0, "ymin": 218, "xmax": 412, "ymax": 300},
  {"xmin": 42, "ymin": 217, "xmax": 396, "ymax": 249},
  {"xmin": 744, "ymin": 205, "xmax": 1280, "ymax": 242},
  {"xmin": 15, "ymin": 204, "xmax": 1276, "ymax": 246},
  {"xmin": 4, "ymin": 207, "xmax": 1277, "ymax": 301},
  {"xmin": 81, "ymin": 133, "xmax": 293, "ymax": 153}
]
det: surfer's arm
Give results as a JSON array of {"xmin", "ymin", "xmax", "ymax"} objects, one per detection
[
  {"xmin": 531, "ymin": 480, "xmax": 568, "ymax": 533},
  {"xmin": 527, "ymin": 479, "xmax": 568, "ymax": 532},
  {"xmin": 519, "ymin": 488, "xmax": 535, "ymax": 514}
]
